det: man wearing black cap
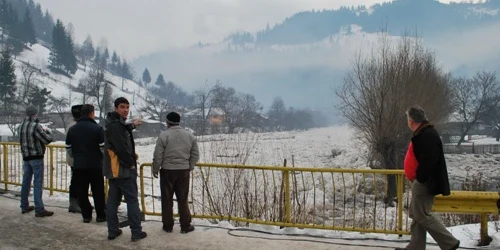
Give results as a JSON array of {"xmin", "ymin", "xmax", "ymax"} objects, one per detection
[
  {"xmin": 152, "ymin": 111, "xmax": 199, "ymax": 234},
  {"xmin": 18, "ymin": 105, "xmax": 54, "ymax": 217},
  {"xmin": 66, "ymin": 104, "xmax": 83, "ymax": 213}
]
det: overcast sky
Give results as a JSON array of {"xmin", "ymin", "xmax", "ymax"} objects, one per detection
[{"xmin": 35, "ymin": 0, "xmax": 479, "ymax": 59}]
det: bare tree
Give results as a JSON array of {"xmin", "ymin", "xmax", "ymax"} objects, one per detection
[
  {"xmin": 336, "ymin": 33, "xmax": 453, "ymax": 203},
  {"xmin": 191, "ymin": 80, "xmax": 220, "ymax": 135},
  {"xmin": 212, "ymin": 85, "xmax": 263, "ymax": 133},
  {"xmin": 18, "ymin": 63, "xmax": 40, "ymax": 105},
  {"xmin": 267, "ymin": 96, "xmax": 287, "ymax": 131},
  {"xmin": 140, "ymin": 93, "xmax": 170, "ymax": 127},
  {"xmin": 451, "ymin": 71, "xmax": 499, "ymax": 146},
  {"xmin": 5, "ymin": 107, "xmax": 22, "ymax": 137},
  {"xmin": 80, "ymin": 65, "xmax": 113, "ymax": 123},
  {"xmin": 50, "ymin": 96, "xmax": 70, "ymax": 132}
]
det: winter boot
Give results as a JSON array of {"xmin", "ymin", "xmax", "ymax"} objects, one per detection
[{"xmin": 68, "ymin": 197, "xmax": 81, "ymax": 213}]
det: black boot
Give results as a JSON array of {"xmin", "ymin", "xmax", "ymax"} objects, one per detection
[{"xmin": 68, "ymin": 197, "xmax": 81, "ymax": 213}]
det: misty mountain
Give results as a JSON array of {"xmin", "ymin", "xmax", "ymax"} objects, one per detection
[
  {"xmin": 236, "ymin": 0, "xmax": 500, "ymax": 45},
  {"xmin": 132, "ymin": 0, "xmax": 500, "ymax": 123}
]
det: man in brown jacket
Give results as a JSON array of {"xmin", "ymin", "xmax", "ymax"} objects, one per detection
[{"xmin": 152, "ymin": 111, "xmax": 199, "ymax": 234}]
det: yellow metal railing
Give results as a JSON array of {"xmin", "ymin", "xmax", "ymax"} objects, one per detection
[
  {"xmin": 1, "ymin": 142, "xmax": 499, "ymax": 244},
  {"xmin": 139, "ymin": 162, "xmax": 412, "ymax": 235},
  {"xmin": 0, "ymin": 143, "xmax": 74, "ymax": 194}
]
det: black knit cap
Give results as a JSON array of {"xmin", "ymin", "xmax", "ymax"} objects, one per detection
[
  {"xmin": 166, "ymin": 112, "xmax": 180, "ymax": 125},
  {"xmin": 71, "ymin": 105, "xmax": 83, "ymax": 119}
]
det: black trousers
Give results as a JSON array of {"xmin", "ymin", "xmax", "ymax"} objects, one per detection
[
  {"xmin": 160, "ymin": 169, "xmax": 192, "ymax": 230},
  {"xmin": 74, "ymin": 168, "xmax": 106, "ymax": 219},
  {"xmin": 69, "ymin": 167, "xmax": 78, "ymax": 198}
]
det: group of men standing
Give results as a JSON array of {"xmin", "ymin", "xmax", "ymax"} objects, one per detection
[
  {"xmin": 17, "ymin": 97, "xmax": 460, "ymax": 248},
  {"xmin": 18, "ymin": 96, "xmax": 199, "ymax": 241}
]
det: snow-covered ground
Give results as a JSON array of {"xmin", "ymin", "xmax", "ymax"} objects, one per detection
[{"xmin": 4, "ymin": 126, "xmax": 499, "ymax": 248}]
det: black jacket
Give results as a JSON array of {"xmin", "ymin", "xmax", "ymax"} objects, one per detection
[
  {"xmin": 65, "ymin": 117, "xmax": 104, "ymax": 169},
  {"xmin": 412, "ymin": 123, "xmax": 451, "ymax": 196},
  {"xmin": 103, "ymin": 111, "xmax": 137, "ymax": 179}
]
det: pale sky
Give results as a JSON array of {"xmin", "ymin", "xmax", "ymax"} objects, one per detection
[{"xmin": 35, "ymin": 0, "xmax": 473, "ymax": 59}]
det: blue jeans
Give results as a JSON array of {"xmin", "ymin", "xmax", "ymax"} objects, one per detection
[
  {"xmin": 106, "ymin": 170, "xmax": 143, "ymax": 238},
  {"xmin": 20, "ymin": 159, "xmax": 45, "ymax": 213}
]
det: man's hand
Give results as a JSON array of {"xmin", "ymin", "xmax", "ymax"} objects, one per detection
[
  {"xmin": 133, "ymin": 117, "xmax": 142, "ymax": 127},
  {"xmin": 153, "ymin": 171, "xmax": 159, "ymax": 178}
]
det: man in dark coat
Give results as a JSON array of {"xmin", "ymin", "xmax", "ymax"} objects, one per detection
[
  {"xmin": 395, "ymin": 106, "xmax": 460, "ymax": 250},
  {"xmin": 103, "ymin": 97, "xmax": 147, "ymax": 242},
  {"xmin": 66, "ymin": 104, "xmax": 83, "ymax": 213},
  {"xmin": 65, "ymin": 104, "xmax": 106, "ymax": 223}
]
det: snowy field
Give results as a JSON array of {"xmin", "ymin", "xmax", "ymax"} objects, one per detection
[{"xmin": 3, "ymin": 125, "xmax": 499, "ymax": 248}]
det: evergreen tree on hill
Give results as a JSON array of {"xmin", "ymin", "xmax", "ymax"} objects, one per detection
[
  {"xmin": 20, "ymin": 8, "xmax": 37, "ymax": 45},
  {"xmin": 49, "ymin": 19, "xmax": 77, "ymax": 75},
  {"xmin": 155, "ymin": 73, "xmax": 166, "ymax": 87},
  {"xmin": 142, "ymin": 68, "xmax": 151, "ymax": 85},
  {"xmin": 0, "ymin": 49, "xmax": 17, "ymax": 115}
]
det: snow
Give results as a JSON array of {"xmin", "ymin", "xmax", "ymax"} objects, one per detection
[
  {"xmin": 3, "ymin": 125, "xmax": 500, "ymax": 248},
  {"xmin": 469, "ymin": 7, "xmax": 499, "ymax": 17},
  {"xmin": 4, "ymin": 41, "xmax": 500, "ymax": 247},
  {"xmin": 14, "ymin": 44, "xmax": 148, "ymax": 115}
]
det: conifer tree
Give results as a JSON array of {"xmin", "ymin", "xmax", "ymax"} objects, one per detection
[
  {"xmin": 21, "ymin": 8, "xmax": 36, "ymax": 45},
  {"xmin": 142, "ymin": 68, "xmax": 151, "ymax": 85},
  {"xmin": 0, "ymin": 49, "xmax": 17, "ymax": 115},
  {"xmin": 155, "ymin": 74, "xmax": 166, "ymax": 87}
]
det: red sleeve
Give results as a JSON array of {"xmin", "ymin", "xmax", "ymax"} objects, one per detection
[{"xmin": 404, "ymin": 142, "xmax": 418, "ymax": 181}]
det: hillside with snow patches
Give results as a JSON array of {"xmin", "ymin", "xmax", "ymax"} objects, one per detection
[{"xmin": 17, "ymin": 43, "xmax": 148, "ymax": 115}]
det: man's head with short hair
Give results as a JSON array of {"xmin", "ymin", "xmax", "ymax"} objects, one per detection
[
  {"xmin": 81, "ymin": 104, "xmax": 95, "ymax": 119},
  {"xmin": 114, "ymin": 97, "xmax": 129, "ymax": 108},
  {"xmin": 406, "ymin": 105, "xmax": 428, "ymax": 131},
  {"xmin": 114, "ymin": 97, "xmax": 130, "ymax": 119},
  {"xmin": 71, "ymin": 105, "xmax": 83, "ymax": 120},
  {"xmin": 26, "ymin": 106, "xmax": 38, "ymax": 117},
  {"xmin": 406, "ymin": 106, "xmax": 428, "ymax": 123},
  {"xmin": 166, "ymin": 112, "xmax": 181, "ymax": 126}
]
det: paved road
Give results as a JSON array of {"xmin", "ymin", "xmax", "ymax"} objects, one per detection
[{"xmin": 0, "ymin": 194, "xmax": 409, "ymax": 250}]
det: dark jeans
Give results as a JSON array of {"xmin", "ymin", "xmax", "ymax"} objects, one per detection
[
  {"xmin": 160, "ymin": 169, "xmax": 192, "ymax": 230},
  {"xmin": 106, "ymin": 170, "xmax": 142, "ymax": 238},
  {"xmin": 20, "ymin": 159, "xmax": 45, "ymax": 213},
  {"xmin": 69, "ymin": 167, "xmax": 78, "ymax": 199},
  {"xmin": 74, "ymin": 168, "xmax": 106, "ymax": 219}
]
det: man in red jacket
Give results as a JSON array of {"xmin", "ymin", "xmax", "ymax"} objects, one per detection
[{"xmin": 396, "ymin": 106, "xmax": 460, "ymax": 250}]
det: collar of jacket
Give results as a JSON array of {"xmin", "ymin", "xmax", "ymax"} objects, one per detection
[
  {"xmin": 77, "ymin": 117, "xmax": 97, "ymax": 124},
  {"xmin": 24, "ymin": 116, "xmax": 36, "ymax": 122},
  {"xmin": 168, "ymin": 126, "xmax": 182, "ymax": 130},
  {"xmin": 107, "ymin": 111, "xmax": 126, "ymax": 124},
  {"xmin": 413, "ymin": 121, "xmax": 433, "ymax": 137}
]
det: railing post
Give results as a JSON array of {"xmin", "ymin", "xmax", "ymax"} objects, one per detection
[
  {"xmin": 284, "ymin": 164, "xmax": 291, "ymax": 224},
  {"xmin": 140, "ymin": 164, "xmax": 146, "ymax": 215},
  {"xmin": 479, "ymin": 213, "xmax": 491, "ymax": 246},
  {"xmin": 397, "ymin": 173, "xmax": 404, "ymax": 235},
  {"xmin": 3, "ymin": 144, "xmax": 8, "ymax": 191},
  {"xmin": 49, "ymin": 146, "xmax": 54, "ymax": 196}
]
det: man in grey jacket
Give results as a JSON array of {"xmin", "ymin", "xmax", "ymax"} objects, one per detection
[{"xmin": 152, "ymin": 112, "xmax": 199, "ymax": 234}]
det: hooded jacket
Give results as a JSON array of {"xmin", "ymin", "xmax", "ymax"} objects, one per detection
[{"xmin": 103, "ymin": 111, "xmax": 137, "ymax": 179}]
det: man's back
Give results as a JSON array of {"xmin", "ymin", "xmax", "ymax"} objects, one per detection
[
  {"xmin": 66, "ymin": 118, "xmax": 104, "ymax": 169},
  {"xmin": 18, "ymin": 117, "xmax": 52, "ymax": 160},
  {"xmin": 153, "ymin": 126, "xmax": 199, "ymax": 171}
]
